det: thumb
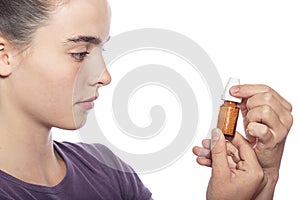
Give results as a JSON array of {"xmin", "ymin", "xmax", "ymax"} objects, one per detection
[{"xmin": 211, "ymin": 128, "xmax": 231, "ymax": 178}]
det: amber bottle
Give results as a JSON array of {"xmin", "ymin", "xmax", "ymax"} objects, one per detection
[{"xmin": 217, "ymin": 78, "xmax": 242, "ymax": 138}]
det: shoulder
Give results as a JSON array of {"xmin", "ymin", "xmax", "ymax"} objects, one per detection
[
  {"xmin": 54, "ymin": 141, "xmax": 134, "ymax": 173},
  {"xmin": 54, "ymin": 140, "xmax": 111, "ymax": 156},
  {"xmin": 54, "ymin": 140, "xmax": 113, "ymax": 158},
  {"xmin": 54, "ymin": 141, "xmax": 152, "ymax": 199}
]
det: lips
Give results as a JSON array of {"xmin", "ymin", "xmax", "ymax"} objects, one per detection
[{"xmin": 76, "ymin": 96, "xmax": 98, "ymax": 110}]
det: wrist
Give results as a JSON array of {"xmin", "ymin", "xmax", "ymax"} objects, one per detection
[{"xmin": 254, "ymin": 170, "xmax": 279, "ymax": 200}]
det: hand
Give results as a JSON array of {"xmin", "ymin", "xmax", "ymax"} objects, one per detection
[
  {"xmin": 230, "ymin": 84, "xmax": 293, "ymax": 176},
  {"xmin": 193, "ymin": 84, "xmax": 293, "ymax": 199},
  {"xmin": 205, "ymin": 129, "xmax": 266, "ymax": 200}
]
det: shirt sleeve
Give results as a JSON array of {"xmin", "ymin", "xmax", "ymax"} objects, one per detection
[
  {"xmin": 84, "ymin": 143, "xmax": 152, "ymax": 200},
  {"xmin": 117, "ymin": 163, "xmax": 152, "ymax": 200}
]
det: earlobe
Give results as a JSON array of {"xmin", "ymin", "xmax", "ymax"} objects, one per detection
[{"xmin": 0, "ymin": 43, "xmax": 13, "ymax": 77}]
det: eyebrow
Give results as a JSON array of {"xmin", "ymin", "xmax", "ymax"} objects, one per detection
[
  {"xmin": 65, "ymin": 36, "xmax": 102, "ymax": 45},
  {"xmin": 66, "ymin": 34, "xmax": 111, "ymax": 44}
]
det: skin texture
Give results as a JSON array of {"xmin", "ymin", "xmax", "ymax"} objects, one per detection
[
  {"xmin": 0, "ymin": 0, "xmax": 111, "ymax": 186},
  {"xmin": 193, "ymin": 84, "xmax": 293, "ymax": 199},
  {"xmin": 206, "ymin": 129, "xmax": 266, "ymax": 200}
]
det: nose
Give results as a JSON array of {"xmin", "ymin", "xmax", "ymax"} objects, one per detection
[{"xmin": 98, "ymin": 68, "xmax": 111, "ymax": 86}]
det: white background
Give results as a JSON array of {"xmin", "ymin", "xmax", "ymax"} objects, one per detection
[{"xmin": 53, "ymin": 0, "xmax": 300, "ymax": 199}]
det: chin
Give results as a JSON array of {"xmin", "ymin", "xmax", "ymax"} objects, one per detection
[
  {"xmin": 73, "ymin": 114, "xmax": 89, "ymax": 130},
  {"xmin": 54, "ymin": 115, "xmax": 88, "ymax": 131},
  {"xmin": 59, "ymin": 107, "xmax": 88, "ymax": 129}
]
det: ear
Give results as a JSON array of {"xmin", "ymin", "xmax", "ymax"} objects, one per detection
[{"xmin": 0, "ymin": 40, "xmax": 13, "ymax": 77}]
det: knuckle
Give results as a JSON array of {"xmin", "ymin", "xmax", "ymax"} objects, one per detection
[
  {"xmin": 227, "ymin": 145, "xmax": 237, "ymax": 156},
  {"xmin": 263, "ymin": 92, "xmax": 273, "ymax": 103},
  {"xmin": 245, "ymin": 98, "xmax": 253, "ymax": 111},
  {"xmin": 285, "ymin": 112, "xmax": 294, "ymax": 129},
  {"xmin": 287, "ymin": 101, "xmax": 293, "ymax": 112},
  {"xmin": 280, "ymin": 112, "xmax": 293, "ymax": 134},
  {"xmin": 289, "ymin": 114, "xmax": 294, "ymax": 128},
  {"xmin": 261, "ymin": 84, "xmax": 272, "ymax": 92},
  {"xmin": 279, "ymin": 126, "xmax": 289, "ymax": 139},
  {"xmin": 261, "ymin": 104, "xmax": 272, "ymax": 118},
  {"xmin": 231, "ymin": 146, "xmax": 237, "ymax": 155},
  {"xmin": 246, "ymin": 109, "xmax": 257, "ymax": 122},
  {"xmin": 245, "ymin": 114, "xmax": 251, "ymax": 123}
]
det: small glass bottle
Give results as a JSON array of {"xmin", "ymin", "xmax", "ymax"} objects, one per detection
[{"xmin": 217, "ymin": 78, "xmax": 242, "ymax": 138}]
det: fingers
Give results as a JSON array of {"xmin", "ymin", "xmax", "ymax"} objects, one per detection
[
  {"xmin": 246, "ymin": 105, "xmax": 283, "ymax": 133},
  {"xmin": 231, "ymin": 84, "xmax": 292, "ymax": 127},
  {"xmin": 210, "ymin": 129, "xmax": 231, "ymax": 178},
  {"xmin": 193, "ymin": 145, "xmax": 212, "ymax": 167},
  {"xmin": 246, "ymin": 122, "xmax": 273, "ymax": 144},
  {"xmin": 230, "ymin": 84, "xmax": 292, "ymax": 112},
  {"xmin": 192, "ymin": 146, "xmax": 211, "ymax": 158},
  {"xmin": 226, "ymin": 141, "xmax": 241, "ymax": 163},
  {"xmin": 202, "ymin": 139, "xmax": 211, "ymax": 149},
  {"xmin": 232, "ymin": 132, "xmax": 260, "ymax": 167},
  {"xmin": 196, "ymin": 156, "xmax": 212, "ymax": 167},
  {"xmin": 241, "ymin": 90, "xmax": 293, "ymax": 132},
  {"xmin": 193, "ymin": 136, "xmax": 241, "ymax": 167},
  {"xmin": 246, "ymin": 92, "xmax": 292, "ymax": 126},
  {"xmin": 231, "ymin": 84, "xmax": 293, "ymax": 145},
  {"xmin": 245, "ymin": 101, "xmax": 290, "ymax": 144}
]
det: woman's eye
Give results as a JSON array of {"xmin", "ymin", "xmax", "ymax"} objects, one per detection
[{"xmin": 71, "ymin": 52, "xmax": 90, "ymax": 62}]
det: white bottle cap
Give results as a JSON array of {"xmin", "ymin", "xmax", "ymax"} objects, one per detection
[{"xmin": 221, "ymin": 77, "xmax": 242, "ymax": 103}]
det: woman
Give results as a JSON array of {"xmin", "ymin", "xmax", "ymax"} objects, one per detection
[
  {"xmin": 0, "ymin": 0, "xmax": 292, "ymax": 199},
  {"xmin": 0, "ymin": 0, "xmax": 152, "ymax": 199}
]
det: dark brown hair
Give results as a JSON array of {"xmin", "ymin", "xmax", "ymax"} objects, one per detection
[{"xmin": 0, "ymin": 0, "xmax": 63, "ymax": 49}]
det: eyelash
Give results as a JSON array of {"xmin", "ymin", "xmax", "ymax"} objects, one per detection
[
  {"xmin": 71, "ymin": 49, "xmax": 106, "ymax": 62},
  {"xmin": 71, "ymin": 52, "xmax": 90, "ymax": 62}
]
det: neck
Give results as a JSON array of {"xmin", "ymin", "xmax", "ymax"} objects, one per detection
[{"xmin": 0, "ymin": 103, "xmax": 66, "ymax": 186}]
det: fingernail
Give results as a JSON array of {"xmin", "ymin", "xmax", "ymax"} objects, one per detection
[
  {"xmin": 246, "ymin": 128, "xmax": 250, "ymax": 135},
  {"xmin": 230, "ymin": 86, "xmax": 240, "ymax": 94},
  {"xmin": 211, "ymin": 128, "xmax": 222, "ymax": 150},
  {"xmin": 246, "ymin": 128, "xmax": 253, "ymax": 136}
]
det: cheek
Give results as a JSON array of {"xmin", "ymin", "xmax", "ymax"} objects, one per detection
[
  {"xmin": 29, "ymin": 63, "xmax": 77, "ymax": 105},
  {"xmin": 13, "ymin": 55, "xmax": 80, "ymax": 126},
  {"xmin": 41, "ymin": 65, "xmax": 79, "ymax": 116},
  {"xmin": 46, "ymin": 74, "xmax": 78, "ymax": 128},
  {"xmin": 46, "ymin": 73, "xmax": 76, "ymax": 109}
]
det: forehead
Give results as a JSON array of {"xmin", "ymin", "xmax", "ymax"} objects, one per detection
[{"xmin": 49, "ymin": 0, "xmax": 110, "ymax": 43}]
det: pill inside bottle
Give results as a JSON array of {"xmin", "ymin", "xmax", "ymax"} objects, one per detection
[{"xmin": 217, "ymin": 78, "xmax": 242, "ymax": 138}]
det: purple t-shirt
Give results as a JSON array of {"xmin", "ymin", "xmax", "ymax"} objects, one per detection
[{"xmin": 0, "ymin": 141, "xmax": 152, "ymax": 200}]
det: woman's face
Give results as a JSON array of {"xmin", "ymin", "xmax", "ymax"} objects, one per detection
[{"xmin": 7, "ymin": 0, "xmax": 111, "ymax": 130}]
